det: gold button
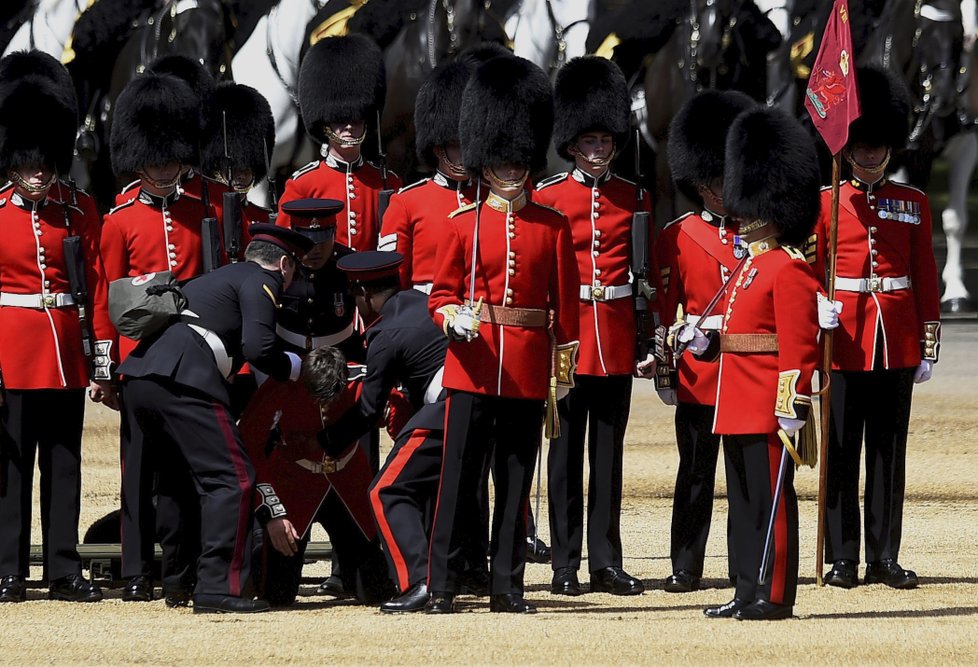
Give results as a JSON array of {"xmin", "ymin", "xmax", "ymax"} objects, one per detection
[
  {"xmin": 508, "ymin": 251, "xmax": 516, "ymax": 259},
  {"xmin": 509, "ymin": 232, "xmax": 515, "ymax": 239},
  {"xmin": 506, "ymin": 288, "xmax": 513, "ymax": 296},
  {"xmin": 508, "ymin": 268, "xmax": 515, "ymax": 276},
  {"xmin": 594, "ymin": 230, "xmax": 602, "ymax": 238},
  {"xmin": 505, "ymin": 297, "xmax": 513, "ymax": 305},
  {"xmin": 870, "ymin": 226, "xmax": 878, "ymax": 233}
]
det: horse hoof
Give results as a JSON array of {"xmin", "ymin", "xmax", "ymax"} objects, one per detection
[{"xmin": 941, "ymin": 297, "xmax": 973, "ymax": 314}]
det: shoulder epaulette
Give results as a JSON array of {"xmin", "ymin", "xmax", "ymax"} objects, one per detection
[
  {"xmin": 120, "ymin": 179, "xmax": 140, "ymax": 194},
  {"xmin": 782, "ymin": 245, "xmax": 806, "ymax": 261},
  {"xmin": 107, "ymin": 198, "xmax": 137, "ymax": 215},
  {"xmin": 614, "ymin": 174, "xmax": 638, "ymax": 186},
  {"xmin": 889, "ymin": 181, "xmax": 926, "ymax": 197},
  {"xmin": 664, "ymin": 211, "xmax": 693, "ymax": 229},
  {"xmin": 397, "ymin": 178, "xmax": 429, "ymax": 194},
  {"xmin": 291, "ymin": 160, "xmax": 319, "ymax": 180},
  {"xmin": 533, "ymin": 202, "xmax": 566, "ymax": 218},
  {"xmin": 448, "ymin": 202, "xmax": 478, "ymax": 218},
  {"xmin": 801, "ymin": 233, "xmax": 817, "ymax": 264},
  {"xmin": 0, "ymin": 181, "xmax": 13, "ymax": 201},
  {"xmin": 535, "ymin": 172, "xmax": 568, "ymax": 190}
]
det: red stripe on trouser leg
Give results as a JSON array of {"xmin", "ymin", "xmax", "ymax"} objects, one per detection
[
  {"xmin": 371, "ymin": 429, "xmax": 430, "ymax": 591},
  {"xmin": 214, "ymin": 401, "xmax": 251, "ymax": 597},
  {"xmin": 767, "ymin": 434, "xmax": 788, "ymax": 605}
]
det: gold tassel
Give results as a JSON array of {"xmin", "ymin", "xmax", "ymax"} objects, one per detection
[
  {"xmin": 545, "ymin": 376, "xmax": 560, "ymax": 440},
  {"xmin": 797, "ymin": 412, "xmax": 818, "ymax": 468}
]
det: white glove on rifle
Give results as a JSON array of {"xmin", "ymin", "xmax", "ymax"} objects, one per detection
[
  {"xmin": 817, "ymin": 293, "xmax": 843, "ymax": 330},
  {"xmin": 913, "ymin": 359, "xmax": 933, "ymax": 384},
  {"xmin": 778, "ymin": 416, "xmax": 805, "ymax": 438}
]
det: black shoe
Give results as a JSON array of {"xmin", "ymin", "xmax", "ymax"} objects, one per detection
[
  {"xmin": 550, "ymin": 567, "xmax": 582, "ymax": 596},
  {"xmin": 489, "ymin": 593, "xmax": 537, "ymax": 614},
  {"xmin": 425, "ymin": 591, "xmax": 455, "ymax": 614},
  {"xmin": 734, "ymin": 599, "xmax": 793, "ymax": 621},
  {"xmin": 590, "ymin": 566, "xmax": 644, "ymax": 595},
  {"xmin": 526, "ymin": 537, "xmax": 551, "ymax": 564},
  {"xmin": 193, "ymin": 594, "xmax": 271, "ymax": 614},
  {"xmin": 380, "ymin": 583, "xmax": 429, "ymax": 613},
  {"xmin": 48, "ymin": 575, "xmax": 103, "ymax": 602},
  {"xmin": 663, "ymin": 570, "xmax": 700, "ymax": 593},
  {"xmin": 0, "ymin": 575, "xmax": 26, "ymax": 603},
  {"xmin": 163, "ymin": 586, "xmax": 192, "ymax": 608},
  {"xmin": 123, "ymin": 575, "xmax": 154, "ymax": 602},
  {"xmin": 317, "ymin": 574, "xmax": 351, "ymax": 598},
  {"xmin": 458, "ymin": 569, "xmax": 490, "ymax": 597},
  {"xmin": 704, "ymin": 598, "xmax": 748, "ymax": 618},
  {"xmin": 824, "ymin": 559, "xmax": 858, "ymax": 589},
  {"xmin": 864, "ymin": 559, "xmax": 918, "ymax": 589}
]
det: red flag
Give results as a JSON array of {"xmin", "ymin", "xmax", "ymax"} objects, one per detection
[{"xmin": 804, "ymin": 0, "xmax": 861, "ymax": 155}]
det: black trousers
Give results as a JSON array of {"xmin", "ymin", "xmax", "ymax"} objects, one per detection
[
  {"xmin": 124, "ymin": 377, "xmax": 254, "ymax": 597},
  {"xmin": 118, "ymin": 388, "xmax": 200, "ymax": 585},
  {"xmin": 669, "ymin": 402, "xmax": 734, "ymax": 578},
  {"xmin": 0, "ymin": 389, "xmax": 85, "ymax": 581},
  {"xmin": 723, "ymin": 433, "xmax": 798, "ymax": 607},
  {"xmin": 547, "ymin": 374, "xmax": 630, "ymax": 572},
  {"xmin": 428, "ymin": 390, "xmax": 543, "ymax": 595},
  {"xmin": 824, "ymin": 367, "xmax": 915, "ymax": 564}
]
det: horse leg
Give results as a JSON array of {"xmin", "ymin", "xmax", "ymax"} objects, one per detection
[{"xmin": 940, "ymin": 131, "xmax": 976, "ymax": 309}]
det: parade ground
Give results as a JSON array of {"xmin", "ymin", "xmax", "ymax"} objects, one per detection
[{"xmin": 0, "ymin": 320, "xmax": 973, "ymax": 665}]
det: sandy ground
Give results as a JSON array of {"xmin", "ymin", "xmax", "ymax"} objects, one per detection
[{"xmin": 1, "ymin": 323, "xmax": 976, "ymax": 665}]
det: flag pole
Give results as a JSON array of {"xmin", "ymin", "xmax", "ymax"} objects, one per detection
[{"xmin": 815, "ymin": 152, "xmax": 842, "ymax": 586}]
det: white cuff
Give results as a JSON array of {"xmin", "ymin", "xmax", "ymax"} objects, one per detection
[{"xmin": 286, "ymin": 351, "xmax": 302, "ymax": 382}]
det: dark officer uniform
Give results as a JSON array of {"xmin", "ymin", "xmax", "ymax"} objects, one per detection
[{"xmin": 118, "ymin": 225, "xmax": 312, "ymax": 613}]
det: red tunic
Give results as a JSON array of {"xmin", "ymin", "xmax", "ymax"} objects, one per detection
[
  {"xmin": 0, "ymin": 182, "xmax": 113, "ymax": 389},
  {"xmin": 656, "ymin": 211, "xmax": 742, "ymax": 404},
  {"xmin": 379, "ymin": 173, "xmax": 473, "ymax": 290},
  {"xmin": 277, "ymin": 155, "xmax": 402, "ymax": 252},
  {"xmin": 429, "ymin": 192, "xmax": 580, "ymax": 400},
  {"xmin": 712, "ymin": 241, "xmax": 821, "ymax": 435},
  {"xmin": 533, "ymin": 170, "xmax": 653, "ymax": 376},
  {"xmin": 813, "ymin": 180, "xmax": 941, "ymax": 371},
  {"xmin": 100, "ymin": 189, "xmax": 209, "ymax": 361},
  {"xmin": 114, "ymin": 172, "xmax": 225, "ymax": 222}
]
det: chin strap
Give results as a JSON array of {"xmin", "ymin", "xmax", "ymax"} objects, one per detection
[
  {"xmin": 568, "ymin": 144, "xmax": 616, "ymax": 168},
  {"xmin": 136, "ymin": 169, "xmax": 182, "ymax": 191},
  {"xmin": 8, "ymin": 170, "xmax": 56, "ymax": 194},
  {"xmin": 483, "ymin": 166, "xmax": 528, "ymax": 190},
  {"xmin": 845, "ymin": 148, "xmax": 891, "ymax": 181},
  {"xmin": 324, "ymin": 126, "xmax": 366, "ymax": 147}
]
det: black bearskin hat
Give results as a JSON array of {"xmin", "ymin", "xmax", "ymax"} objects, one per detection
[
  {"xmin": 457, "ymin": 41, "xmax": 512, "ymax": 68},
  {"xmin": 0, "ymin": 51, "xmax": 78, "ymax": 175},
  {"xmin": 552, "ymin": 56, "xmax": 630, "ymax": 161},
  {"xmin": 459, "ymin": 55, "xmax": 553, "ymax": 175},
  {"xmin": 724, "ymin": 107, "xmax": 821, "ymax": 247},
  {"xmin": 668, "ymin": 89, "xmax": 756, "ymax": 205},
  {"xmin": 147, "ymin": 54, "xmax": 216, "ymax": 107},
  {"xmin": 414, "ymin": 61, "xmax": 472, "ymax": 169},
  {"xmin": 201, "ymin": 82, "xmax": 275, "ymax": 183},
  {"xmin": 110, "ymin": 73, "xmax": 200, "ymax": 175},
  {"xmin": 298, "ymin": 34, "xmax": 387, "ymax": 143},
  {"xmin": 848, "ymin": 65, "xmax": 911, "ymax": 150}
]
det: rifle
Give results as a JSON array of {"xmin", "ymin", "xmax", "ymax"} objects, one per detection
[
  {"xmin": 630, "ymin": 128, "xmax": 654, "ymax": 361},
  {"xmin": 59, "ymin": 180, "xmax": 100, "ymax": 380},
  {"xmin": 376, "ymin": 110, "xmax": 394, "ymax": 225},
  {"xmin": 221, "ymin": 111, "xmax": 242, "ymax": 263},
  {"xmin": 264, "ymin": 138, "xmax": 278, "ymax": 225}
]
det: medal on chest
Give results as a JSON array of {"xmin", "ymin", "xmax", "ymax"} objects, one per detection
[{"xmin": 875, "ymin": 198, "xmax": 921, "ymax": 224}]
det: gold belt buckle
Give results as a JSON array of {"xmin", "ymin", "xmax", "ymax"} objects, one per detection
[
  {"xmin": 867, "ymin": 277, "xmax": 882, "ymax": 293},
  {"xmin": 591, "ymin": 286, "xmax": 605, "ymax": 301},
  {"xmin": 42, "ymin": 294, "xmax": 56, "ymax": 308}
]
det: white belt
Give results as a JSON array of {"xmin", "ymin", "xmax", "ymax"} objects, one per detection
[
  {"xmin": 424, "ymin": 366, "xmax": 445, "ymax": 405},
  {"xmin": 579, "ymin": 284, "xmax": 633, "ymax": 302},
  {"xmin": 688, "ymin": 314, "xmax": 724, "ymax": 330},
  {"xmin": 275, "ymin": 320, "xmax": 355, "ymax": 350},
  {"xmin": 186, "ymin": 323, "xmax": 233, "ymax": 379},
  {"xmin": 413, "ymin": 282, "xmax": 433, "ymax": 295},
  {"xmin": 0, "ymin": 292, "xmax": 75, "ymax": 309},
  {"xmin": 835, "ymin": 276, "xmax": 910, "ymax": 293}
]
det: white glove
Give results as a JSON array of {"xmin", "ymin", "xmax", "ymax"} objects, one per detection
[
  {"xmin": 678, "ymin": 325, "xmax": 710, "ymax": 355},
  {"xmin": 634, "ymin": 352, "xmax": 655, "ymax": 379},
  {"xmin": 451, "ymin": 305, "xmax": 481, "ymax": 341},
  {"xmin": 778, "ymin": 416, "xmax": 806, "ymax": 438},
  {"xmin": 656, "ymin": 388, "xmax": 677, "ymax": 406},
  {"xmin": 817, "ymin": 293, "xmax": 843, "ymax": 330},
  {"xmin": 913, "ymin": 359, "xmax": 933, "ymax": 384}
]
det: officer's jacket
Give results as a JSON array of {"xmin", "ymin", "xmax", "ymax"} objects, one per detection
[
  {"xmin": 711, "ymin": 239, "xmax": 821, "ymax": 435},
  {"xmin": 101, "ymin": 188, "xmax": 210, "ymax": 361},
  {"xmin": 0, "ymin": 182, "xmax": 112, "ymax": 389},
  {"xmin": 380, "ymin": 172, "xmax": 474, "ymax": 290},
  {"xmin": 533, "ymin": 169, "xmax": 653, "ymax": 376},
  {"xmin": 429, "ymin": 191, "xmax": 581, "ymax": 401},
  {"xmin": 117, "ymin": 261, "xmax": 295, "ymax": 405},
  {"xmin": 813, "ymin": 179, "xmax": 941, "ymax": 371},
  {"xmin": 277, "ymin": 154, "xmax": 402, "ymax": 252},
  {"xmin": 319, "ymin": 289, "xmax": 448, "ymax": 453},
  {"xmin": 657, "ymin": 210, "xmax": 742, "ymax": 404}
]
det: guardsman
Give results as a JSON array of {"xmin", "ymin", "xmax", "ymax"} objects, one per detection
[
  {"xmin": 652, "ymin": 89, "xmax": 757, "ymax": 594},
  {"xmin": 532, "ymin": 56, "xmax": 650, "ymax": 597},
  {"xmin": 426, "ymin": 55, "xmax": 580, "ymax": 614},
  {"xmin": 0, "ymin": 51, "xmax": 114, "ymax": 604},
  {"xmin": 816, "ymin": 67, "xmax": 941, "ymax": 591},
  {"xmin": 118, "ymin": 224, "xmax": 313, "ymax": 614},
  {"xmin": 278, "ymin": 34, "xmax": 401, "ymax": 251},
  {"xmin": 101, "ymin": 72, "xmax": 208, "ymax": 605},
  {"xmin": 688, "ymin": 107, "xmax": 821, "ymax": 621}
]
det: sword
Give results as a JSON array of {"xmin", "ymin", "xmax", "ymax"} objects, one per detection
[{"xmin": 758, "ymin": 442, "xmax": 790, "ymax": 586}]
